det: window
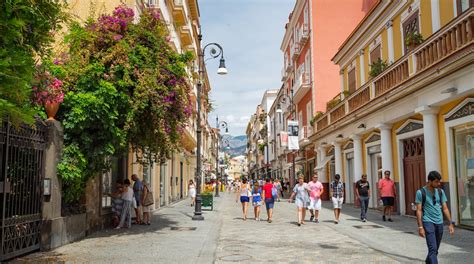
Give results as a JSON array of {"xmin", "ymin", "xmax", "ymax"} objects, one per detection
[
  {"xmin": 348, "ymin": 68, "xmax": 356, "ymax": 94},
  {"xmin": 402, "ymin": 10, "xmax": 420, "ymax": 53},
  {"xmin": 101, "ymin": 156, "xmax": 121, "ymax": 209},
  {"xmin": 370, "ymin": 45, "xmax": 381, "ymax": 65},
  {"xmin": 454, "ymin": 124, "xmax": 474, "ymax": 227},
  {"xmin": 457, "ymin": 0, "xmax": 473, "ymax": 14}
]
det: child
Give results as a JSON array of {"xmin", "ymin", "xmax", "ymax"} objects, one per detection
[{"xmin": 252, "ymin": 183, "xmax": 263, "ymax": 221}]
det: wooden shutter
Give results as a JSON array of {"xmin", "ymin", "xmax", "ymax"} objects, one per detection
[
  {"xmin": 403, "ymin": 11, "xmax": 420, "ymax": 52},
  {"xmin": 348, "ymin": 68, "xmax": 356, "ymax": 94},
  {"xmin": 370, "ymin": 45, "xmax": 381, "ymax": 64}
]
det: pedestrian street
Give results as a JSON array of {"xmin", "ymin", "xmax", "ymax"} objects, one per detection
[{"xmin": 11, "ymin": 192, "xmax": 474, "ymax": 264}]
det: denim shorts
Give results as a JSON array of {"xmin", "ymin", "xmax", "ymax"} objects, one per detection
[
  {"xmin": 265, "ymin": 198, "xmax": 275, "ymax": 209},
  {"xmin": 240, "ymin": 196, "xmax": 250, "ymax": 203}
]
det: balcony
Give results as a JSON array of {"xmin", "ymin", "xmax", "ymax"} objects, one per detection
[
  {"xmin": 293, "ymin": 72, "xmax": 311, "ymax": 102},
  {"xmin": 310, "ymin": 9, "xmax": 474, "ymax": 136},
  {"xmin": 171, "ymin": 0, "xmax": 186, "ymax": 25},
  {"xmin": 299, "ymin": 23, "xmax": 310, "ymax": 45},
  {"xmin": 292, "ymin": 43, "xmax": 301, "ymax": 60},
  {"xmin": 285, "ymin": 62, "xmax": 294, "ymax": 73},
  {"xmin": 298, "ymin": 126, "xmax": 313, "ymax": 145},
  {"xmin": 179, "ymin": 25, "xmax": 193, "ymax": 46}
]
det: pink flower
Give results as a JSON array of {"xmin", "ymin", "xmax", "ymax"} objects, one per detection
[{"xmin": 113, "ymin": 34, "xmax": 123, "ymax": 41}]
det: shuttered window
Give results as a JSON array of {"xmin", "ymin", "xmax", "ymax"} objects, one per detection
[
  {"xmin": 402, "ymin": 10, "xmax": 419, "ymax": 53},
  {"xmin": 370, "ymin": 45, "xmax": 381, "ymax": 64},
  {"xmin": 348, "ymin": 68, "xmax": 356, "ymax": 94},
  {"xmin": 457, "ymin": 0, "xmax": 474, "ymax": 14}
]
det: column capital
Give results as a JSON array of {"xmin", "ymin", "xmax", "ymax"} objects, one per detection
[
  {"xmin": 376, "ymin": 123, "xmax": 392, "ymax": 130},
  {"xmin": 415, "ymin": 105, "xmax": 440, "ymax": 115},
  {"xmin": 385, "ymin": 20, "xmax": 393, "ymax": 28}
]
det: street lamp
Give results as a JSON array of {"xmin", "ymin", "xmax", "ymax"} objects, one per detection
[
  {"xmin": 193, "ymin": 33, "xmax": 227, "ymax": 221},
  {"xmin": 275, "ymin": 89, "xmax": 296, "ymax": 188},
  {"xmin": 215, "ymin": 116, "xmax": 229, "ymax": 197}
]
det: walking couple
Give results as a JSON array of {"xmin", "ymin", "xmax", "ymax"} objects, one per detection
[{"xmin": 288, "ymin": 170, "xmax": 324, "ymax": 226}]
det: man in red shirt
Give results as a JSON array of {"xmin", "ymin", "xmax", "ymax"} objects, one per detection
[
  {"xmin": 378, "ymin": 170, "xmax": 397, "ymax": 222},
  {"xmin": 262, "ymin": 178, "xmax": 275, "ymax": 223}
]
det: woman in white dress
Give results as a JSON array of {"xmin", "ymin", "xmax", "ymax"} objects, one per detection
[
  {"xmin": 289, "ymin": 175, "xmax": 310, "ymax": 226},
  {"xmin": 189, "ymin": 180, "xmax": 196, "ymax": 206}
]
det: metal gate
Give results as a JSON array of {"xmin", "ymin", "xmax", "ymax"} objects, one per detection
[{"xmin": 1, "ymin": 120, "xmax": 47, "ymax": 261}]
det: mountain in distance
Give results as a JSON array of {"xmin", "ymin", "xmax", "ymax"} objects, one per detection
[{"xmin": 225, "ymin": 135, "xmax": 247, "ymax": 157}]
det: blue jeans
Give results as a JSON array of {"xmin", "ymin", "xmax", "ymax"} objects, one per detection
[
  {"xmin": 359, "ymin": 196, "xmax": 369, "ymax": 219},
  {"xmin": 423, "ymin": 222, "xmax": 443, "ymax": 264}
]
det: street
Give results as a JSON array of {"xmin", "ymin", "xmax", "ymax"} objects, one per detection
[{"xmin": 12, "ymin": 192, "xmax": 474, "ymax": 263}]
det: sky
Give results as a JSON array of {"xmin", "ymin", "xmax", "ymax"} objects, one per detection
[{"xmin": 200, "ymin": 0, "xmax": 296, "ymax": 136}]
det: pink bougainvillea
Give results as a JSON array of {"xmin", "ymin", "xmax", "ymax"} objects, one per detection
[{"xmin": 31, "ymin": 68, "xmax": 64, "ymax": 105}]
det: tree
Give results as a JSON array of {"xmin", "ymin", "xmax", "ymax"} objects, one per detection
[{"xmin": 0, "ymin": 0, "xmax": 65, "ymax": 125}]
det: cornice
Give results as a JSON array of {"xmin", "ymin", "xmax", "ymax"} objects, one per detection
[{"xmin": 280, "ymin": 0, "xmax": 306, "ymax": 51}]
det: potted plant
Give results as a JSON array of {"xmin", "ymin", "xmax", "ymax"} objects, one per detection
[
  {"xmin": 310, "ymin": 111, "xmax": 324, "ymax": 126},
  {"xmin": 369, "ymin": 58, "xmax": 388, "ymax": 78},
  {"xmin": 326, "ymin": 97, "xmax": 341, "ymax": 111},
  {"xmin": 405, "ymin": 31, "xmax": 424, "ymax": 51},
  {"xmin": 32, "ymin": 67, "xmax": 64, "ymax": 120}
]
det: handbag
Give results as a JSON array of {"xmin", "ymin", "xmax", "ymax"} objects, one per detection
[{"xmin": 143, "ymin": 186, "xmax": 154, "ymax": 206}]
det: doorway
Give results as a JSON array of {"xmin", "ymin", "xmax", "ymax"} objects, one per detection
[
  {"xmin": 403, "ymin": 136, "xmax": 426, "ymax": 216},
  {"xmin": 345, "ymin": 153, "xmax": 354, "ymax": 203}
]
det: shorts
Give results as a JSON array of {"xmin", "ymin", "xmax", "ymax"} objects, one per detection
[
  {"xmin": 381, "ymin": 197, "xmax": 395, "ymax": 206},
  {"xmin": 265, "ymin": 198, "xmax": 274, "ymax": 210},
  {"xmin": 240, "ymin": 196, "xmax": 250, "ymax": 203},
  {"xmin": 252, "ymin": 201, "xmax": 261, "ymax": 207},
  {"xmin": 332, "ymin": 197, "xmax": 344, "ymax": 209},
  {"xmin": 308, "ymin": 198, "xmax": 322, "ymax": 210}
]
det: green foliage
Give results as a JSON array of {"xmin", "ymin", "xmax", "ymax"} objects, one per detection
[
  {"xmin": 326, "ymin": 97, "xmax": 341, "ymax": 111},
  {"xmin": 310, "ymin": 111, "xmax": 324, "ymax": 126},
  {"xmin": 56, "ymin": 6, "xmax": 194, "ymax": 202},
  {"xmin": 405, "ymin": 31, "xmax": 424, "ymax": 47},
  {"xmin": 0, "ymin": 0, "xmax": 65, "ymax": 125},
  {"xmin": 369, "ymin": 58, "xmax": 388, "ymax": 78}
]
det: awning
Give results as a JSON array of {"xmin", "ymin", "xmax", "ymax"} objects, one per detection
[{"xmin": 316, "ymin": 155, "xmax": 334, "ymax": 170}]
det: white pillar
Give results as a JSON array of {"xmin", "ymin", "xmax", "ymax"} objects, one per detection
[
  {"xmin": 386, "ymin": 20, "xmax": 395, "ymax": 63},
  {"xmin": 333, "ymin": 141, "xmax": 343, "ymax": 175},
  {"xmin": 416, "ymin": 106, "xmax": 441, "ymax": 175},
  {"xmin": 431, "ymin": 0, "xmax": 441, "ymax": 32},
  {"xmin": 317, "ymin": 146, "xmax": 328, "ymax": 183},
  {"xmin": 377, "ymin": 124, "xmax": 394, "ymax": 174},
  {"xmin": 339, "ymin": 69, "xmax": 345, "ymax": 99},
  {"xmin": 351, "ymin": 135, "xmax": 363, "ymax": 182},
  {"xmin": 359, "ymin": 50, "xmax": 365, "ymax": 84}
]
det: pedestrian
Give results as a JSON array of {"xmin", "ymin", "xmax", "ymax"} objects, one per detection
[
  {"xmin": 308, "ymin": 170, "xmax": 324, "ymax": 223},
  {"xmin": 188, "ymin": 179, "xmax": 196, "ymax": 206},
  {"xmin": 111, "ymin": 179, "xmax": 125, "ymax": 228},
  {"xmin": 116, "ymin": 179, "xmax": 133, "ymax": 229},
  {"xmin": 131, "ymin": 174, "xmax": 143, "ymax": 225},
  {"xmin": 356, "ymin": 174, "xmax": 370, "ymax": 222},
  {"xmin": 141, "ymin": 180, "xmax": 152, "ymax": 225},
  {"xmin": 329, "ymin": 174, "xmax": 344, "ymax": 224},
  {"xmin": 236, "ymin": 178, "xmax": 251, "ymax": 220},
  {"xmin": 415, "ymin": 171, "xmax": 455, "ymax": 264},
  {"xmin": 251, "ymin": 182, "xmax": 263, "ymax": 221},
  {"xmin": 288, "ymin": 175, "xmax": 310, "ymax": 226},
  {"xmin": 262, "ymin": 178, "xmax": 276, "ymax": 223},
  {"xmin": 378, "ymin": 170, "xmax": 397, "ymax": 222},
  {"xmin": 274, "ymin": 179, "xmax": 282, "ymax": 202}
]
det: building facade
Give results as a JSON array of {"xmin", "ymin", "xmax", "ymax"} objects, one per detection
[{"xmin": 309, "ymin": 0, "xmax": 473, "ymax": 226}]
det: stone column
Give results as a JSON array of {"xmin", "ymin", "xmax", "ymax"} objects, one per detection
[
  {"xmin": 416, "ymin": 106, "xmax": 441, "ymax": 175},
  {"xmin": 317, "ymin": 146, "xmax": 328, "ymax": 183},
  {"xmin": 386, "ymin": 20, "xmax": 395, "ymax": 63},
  {"xmin": 431, "ymin": 0, "xmax": 441, "ymax": 32},
  {"xmin": 376, "ymin": 123, "xmax": 394, "ymax": 174},
  {"xmin": 332, "ymin": 141, "xmax": 343, "ymax": 176},
  {"xmin": 359, "ymin": 50, "xmax": 365, "ymax": 84},
  {"xmin": 351, "ymin": 135, "xmax": 363, "ymax": 182},
  {"xmin": 339, "ymin": 69, "xmax": 345, "ymax": 99}
]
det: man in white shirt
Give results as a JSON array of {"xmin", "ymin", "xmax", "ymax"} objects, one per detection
[{"xmin": 116, "ymin": 179, "xmax": 134, "ymax": 229}]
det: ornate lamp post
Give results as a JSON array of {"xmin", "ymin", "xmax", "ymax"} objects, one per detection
[
  {"xmin": 275, "ymin": 89, "xmax": 296, "ymax": 188},
  {"xmin": 215, "ymin": 116, "xmax": 229, "ymax": 197},
  {"xmin": 192, "ymin": 34, "xmax": 227, "ymax": 221}
]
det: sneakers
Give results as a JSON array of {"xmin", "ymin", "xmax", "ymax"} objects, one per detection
[
  {"xmin": 388, "ymin": 218, "xmax": 393, "ymax": 222},
  {"xmin": 335, "ymin": 220, "xmax": 339, "ymax": 224},
  {"xmin": 309, "ymin": 216, "xmax": 314, "ymax": 222},
  {"xmin": 362, "ymin": 218, "xmax": 367, "ymax": 222},
  {"xmin": 255, "ymin": 218, "xmax": 260, "ymax": 221},
  {"xmin": 382, "ymin": 215, "xmax": 386, "ymax": 221},
  {"xmin": 297, "ymin": 222, "xmax": 301, "ymax": 226},
  {"xmin": 268, "ymin": 219, "xmax": 273, "ymax": 223},
  {"xmin": 315, "ymin": 219, "xmax": 319, "ymax": 223}
]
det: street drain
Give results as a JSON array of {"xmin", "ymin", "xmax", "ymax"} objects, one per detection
[
  {"xmin": 353, "ymin": 225, "xmax": 383, "ymax": 229},
  {"xmin": 223, "ymin": 245, "xmax": 250, "ymax": 251},
  {"xmin": 219, "ymin": 254, "xmax": 252, "ymax": 262},
  {"xmin": 170, "ymin": 227, "xmax": 197, "ymax": 231}
]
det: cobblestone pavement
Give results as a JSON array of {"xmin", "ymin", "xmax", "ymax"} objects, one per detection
[{"xmin": 10, "ymin": 192, "xmax": 474, "ymax": 263}]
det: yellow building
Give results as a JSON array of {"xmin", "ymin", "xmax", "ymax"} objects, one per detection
[{"xmin": 309, "ymin": 1, "xmax": 473, "ymax": 227}]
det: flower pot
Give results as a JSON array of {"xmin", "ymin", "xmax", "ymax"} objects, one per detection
[{"xmin": 45, "ymin": 102, "xmax": 60, "ymax": 120}]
